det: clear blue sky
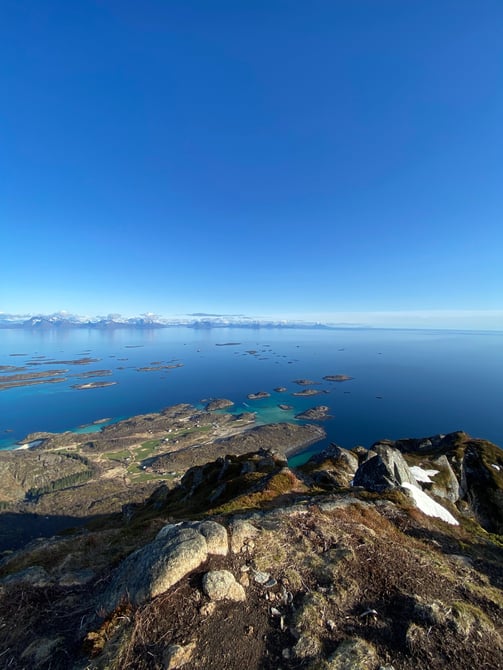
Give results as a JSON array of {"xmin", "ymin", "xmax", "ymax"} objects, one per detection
[{"xmin": 2, "ymin": 1, "xmax": 503, "ymax": 328}]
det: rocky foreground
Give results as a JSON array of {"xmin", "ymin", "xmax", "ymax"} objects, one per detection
[{"xmin": 0, "ymin": 430, "xmax": 502, "ymax": 669}]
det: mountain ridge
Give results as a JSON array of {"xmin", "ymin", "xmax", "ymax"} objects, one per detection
[{"xmin": 0, "ymin": 427, "xmax": 501, "ymax": 669}]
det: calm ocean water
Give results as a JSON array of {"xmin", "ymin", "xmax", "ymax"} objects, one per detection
[{"xmin": 1, "ymin": 328, "xmax": 502, "ymax": 458}]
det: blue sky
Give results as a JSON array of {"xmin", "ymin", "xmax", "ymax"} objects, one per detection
[{"xmin": 2, "ymin": 1, "xmax": 503, "ymax": 329}]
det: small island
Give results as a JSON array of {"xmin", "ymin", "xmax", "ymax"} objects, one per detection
[
  {"xmin": 0, "ymin": 377, "xmax": 67, "ymax": 391},
  {"xmin": 204, "ymin": 398, "xmax": 235, "ymax": 411},
  {"xmin": 74, "ymin": 369, "xmax": 113, "ymax": 379},
  {"xmin": 274, "ymin": 387, "xmax": 287, "ymax": 392},
  {"xmin": 247, "ymin": 391, "xmax": 271, "ymax": 400},
  {"xmin": 322, "ymin": 374, "xmax": 354, "ymax": 382},
  {"xmin": 137, "ymin": 363, "xmax": 184, "ymax": 372},
  {"xmin": 292, "ymin": 389, "xmax": 328, "ymax": 397},
  {"xmin": 295, "ymin": 405, "xmax": 332, "ymax": 420},
  {"xmin": 51, "ymin": 357, "xmax": 100, "ymax": 365},
  {"xmin": 278, "ymin": 404, "xmax": 293, "ymax": 411},
  {"xmin": 71, "ymin": 381, "xmax": 118, "ymax": 390},
  {"xmin": 0, "ymin": 368, "xmax": 68, "ymax": 391},
  {"xmin": 292, "ymin": 379, "xmax": 320, "ymax": 385}
]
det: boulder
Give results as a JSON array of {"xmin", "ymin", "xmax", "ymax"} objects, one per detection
[
  {"xmin": 202, "ymin": 570, "xmax": 246, "ymax": 602},
  {"xmin": 353, "ymin": 445, "xmax": 418, "ymax": 492},
  {"xmin": 99, "ymin": 522, "xmax": 230, "ymax": 614}
]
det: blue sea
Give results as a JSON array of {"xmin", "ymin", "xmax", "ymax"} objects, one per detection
[{"xmin": 1, "ymin": 328, "xmax": 502, "ymax": 460}]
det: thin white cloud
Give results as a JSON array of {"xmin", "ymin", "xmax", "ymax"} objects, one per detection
[{"xmin": 259, "ymin": 310, "xmax": 503, "ymax": 330}]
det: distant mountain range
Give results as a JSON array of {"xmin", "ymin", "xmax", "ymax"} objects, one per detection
[{"xmin": 0, "ymin": 313, "xmax": 336, "ymax": 330}]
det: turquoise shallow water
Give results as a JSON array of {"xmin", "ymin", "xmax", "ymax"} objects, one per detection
[{"xmin": 1, "ymin": 327, "xmax": 502, "ymax": 458}]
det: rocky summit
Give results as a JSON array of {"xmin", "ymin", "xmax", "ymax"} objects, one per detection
[{"xmin": 0, "ymin": 431, "xmax": 502, "ymax": 669}]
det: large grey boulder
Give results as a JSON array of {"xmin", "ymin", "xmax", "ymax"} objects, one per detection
[
  {"xmin": 353, "ymin": 445, "xmax": 418, "ymax": 492},
  {"xmin": 99, "ymin": 521, "xmax": 228, "ymax": 615}
]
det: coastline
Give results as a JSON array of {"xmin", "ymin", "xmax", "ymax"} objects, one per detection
[
  {"xmin": 0, "ymin": 402, "xmax": 326, "ymax": 523},
  {"xmin": 2, "ymin": 327, "xmax": 503, "ymax": 452}
]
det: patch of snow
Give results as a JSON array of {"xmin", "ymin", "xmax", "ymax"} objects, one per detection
[
  {"xmin": 409, "ymin": 466, "xmax": 439, "ymax": 483},
  {"xmin": 402, "ymin": 483, "xmax": 458, "ymax": 525},
  {"xmin": 491, "ymin": 464, "xmax": 501, "ymax": 472}
]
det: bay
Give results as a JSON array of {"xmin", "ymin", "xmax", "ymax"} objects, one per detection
[{"xmin": 1, "ymin": 327, "xmax": 502, "ymax": 460}]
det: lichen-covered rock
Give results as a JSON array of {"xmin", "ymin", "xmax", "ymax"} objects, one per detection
[
  {"xmin": 99, "ymin": 526, "xmax": 208, "ymax": 614},
  {"xmin": 202, "ymin": 570, "xmax": 246, "ymax": 601}
]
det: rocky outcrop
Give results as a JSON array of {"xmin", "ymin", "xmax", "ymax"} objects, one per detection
[
  {"xmin": 99, "ymin": 520, "xmax": 229, "ymax": 614},
  {"xmin": 430, "ymin": 454, "xmax": 460, "ymax": 502},
  {"xmin": 301, "ymin": 444, "xmax": 359, "ymax": 489},
  {"xmin": 353, "ymin": 444, "xmax": 419, "ymax": 491},
  {"xmin": 461, "ymin": 442, "xmax": 503, "ymax": 533},
  {"xmin": 388, "ymin": 431, "xmax": 503, "ymax": 533}
]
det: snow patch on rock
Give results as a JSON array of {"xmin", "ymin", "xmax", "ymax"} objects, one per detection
[
  {"xmin": 402, "ymin": 483, "xmax": 458, "ymax": 525},
  {"xmin": 409, "ymin": 466, "xmax": 439, "ymax": 483}
]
